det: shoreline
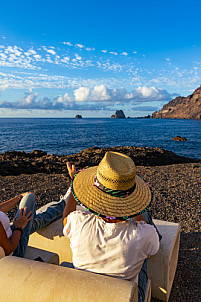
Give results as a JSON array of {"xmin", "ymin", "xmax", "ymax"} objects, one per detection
[
  {"xmin": 0, "ymin": 147, "xmax": 200, "ymax": 301},
  {"xmin": 0, "ymin": 146, "xmax": 199, "ymax": 177}
]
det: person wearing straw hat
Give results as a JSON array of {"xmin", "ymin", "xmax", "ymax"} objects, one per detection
[{"xmin": 63, "ymin": 151, "xmax": 161, "ymax": 302}]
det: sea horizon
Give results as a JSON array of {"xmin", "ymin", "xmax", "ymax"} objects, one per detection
[{"xmin": 0, "ymin": 117, "xmax": 200, "ymax": 119}]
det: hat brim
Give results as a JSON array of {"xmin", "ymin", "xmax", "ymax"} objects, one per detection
[{"xmin": 72, "ymin": 166, "xmax": 153, "ymax": 219}]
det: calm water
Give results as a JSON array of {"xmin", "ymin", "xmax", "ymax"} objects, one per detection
[{"xmin": 0, "ymin": 118, "xmax": 200, "ymax": 160}]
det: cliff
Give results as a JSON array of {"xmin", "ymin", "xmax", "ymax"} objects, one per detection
[{"xmin": 152, "ymin": 86, "xmax": 201, "ymax": 119}]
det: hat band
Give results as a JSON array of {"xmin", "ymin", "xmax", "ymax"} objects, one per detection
[{"xmin": 94, "ymin": 174, "xmax": 136, "ymax": 198}]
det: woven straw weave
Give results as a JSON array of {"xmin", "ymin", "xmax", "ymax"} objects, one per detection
[{"xmin": 72, "ymin": 151, "xmax": 152, "ymax": 218}]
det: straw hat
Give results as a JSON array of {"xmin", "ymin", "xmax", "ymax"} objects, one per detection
[{"xmin": 71, "ymin": 151, "xmax": 153, "ymax": 220}]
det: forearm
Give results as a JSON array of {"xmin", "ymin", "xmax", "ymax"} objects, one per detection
[
  {"xmin": 63, "ymin": 192, "xmax": 76, "ymax": 226},
  {"xmin": 0, "ymin": 222, "xmax": 21, "ymax": 256},
  {"xmin": 6, "ymin": 231, "xmax": 21, "ymax": 255},
  {"xmin": 0, "ymin": 196, "xmax": 20, "ymax": 213}
]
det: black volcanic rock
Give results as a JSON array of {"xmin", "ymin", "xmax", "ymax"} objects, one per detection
[
  {"xmin": 152, "ymin": 86, "xmax": 201, "ymax": 119},
  {"xmin": 0, "ymin": 147, "xmax": 199, "ymax": 176},
  {"xmin": 111, "ymin": 110, "xmax": 125, "ymax": 118},
  {"xmin": 75, "ymin": 115, "xmax": 82, "ymax": 119},
  {"xmin": 172, "ymin": 136, "xmax": 187, "ymax": 141}
]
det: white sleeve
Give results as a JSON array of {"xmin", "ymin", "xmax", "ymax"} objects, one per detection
[
  {"xmin": 63, "ymin": 211, "xmax": 74, "ymax": 238},
  {"xmin": 63, "ymin": 210, "xmax": 88, "ymax": 238},
  {"xmin": 142, "ymin": 224, "xmax": 160, "ymax": 256}
]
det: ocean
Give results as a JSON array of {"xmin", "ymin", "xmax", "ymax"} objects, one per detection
[{"xmin": 0, "ymin": 118, "xmax": 200, "ymax": 160}]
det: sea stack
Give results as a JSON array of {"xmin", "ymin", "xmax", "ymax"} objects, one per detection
[
  {"xmin": 111, "ymin": 110, "xmax": 126, "ymax": 119},
  {"xmin": 75, "ymin": 115, "xmax": 82, "ymax": 119}
]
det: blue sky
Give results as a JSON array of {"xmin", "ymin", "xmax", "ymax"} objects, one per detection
[{"xmin": 0, "ymin": 0, "xmax": 201, "ymax": 117}]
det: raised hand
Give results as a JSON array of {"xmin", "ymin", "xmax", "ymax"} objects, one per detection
[
  {"xmin": 14, "ymin": 207, "xmax": 32, "ymax": 230},
  {"xmin": 67, "ymin": 162, "xmax": 77, "ymax": 179}
]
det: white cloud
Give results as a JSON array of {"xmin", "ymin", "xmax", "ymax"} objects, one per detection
[
  {"xmin": 0, "ymin": 85, "xmax": 177, "ymax": 112},
  {"xmin": 53, "ymin": 93, "xmax": 72, "ymax": 106},
  {"xmin": 42, "ymin": 46, "xmax": 56, "ymax": 55},
  {"xmin": 109, "ymin": 51, "xmax": 118, "ymax": 55},
  {"xmin": 75, "ymin": 53, "xmax": 82, "ymax": 60},
  {"xmin": 5, "ymin": 46, "xmax": 22, "ymax": 56},
  {"xmin": 85, "ymin": 47, "xmax": 95, "ymax": 51},
  {"xmin": 131, "ymin": 86, "xmax": 176, "ymax": 102},
  {"xmin": 91, "ymin": 85, "xmax": 110, "ymax": 101},
  {"xmin": 46, "ymin": 56, "xmax": 53, "ymax": 63},
  {"xmin": 75, "ymin": 44, "xmax": 85, "ymax": 48},
  {"xmin": 135, "ymin": 86, "xmax": 158, "ymax": 98},
  {"xmin": 0, "ymin": 52, "xmax": 39, "ymax": 70},
  {"xmin": 47, "ymin": 49, "xmax": 56, "ymax": 55},
  {"xmin": 61, "ymin": 56, "xmax": 70, "ymax": 64},
  {"xmin": 24, "ymin": 48, "xmax": 37, "ymax": 56},
  {"xmin": 133, "ymin": 51, "xmax": 137, "ymax": 54},
  {"xmin": 97, "ymin": 61, "xmax": 123, "ymax": 72},
  {"xmin": 0, "ymin": 52, "xmax": 7, "ymax": 60},
  {"xmin": 0, "ymin": 91, "xmax": 103, "ymax": 111},
  {"xmin": 121, "ymin": 52, "xmax": 128, "ymax": 56},
  {"xmin": 22, "ymin": 91, "xmax": 38, "ymax": 105},
  {"xmin": 91, "ymin": 85, "xmax": 130, "ymax": 103},
  {"xmin": 62, "ymin": 42, "xmax": 73, "ymax": 46},
  {"xmin": 0, "ymin": 84, "xmax": 8, "ymax": 91},
  {"xmin": 34, "ymin": 54, "xmax": 42, "ymax": 61},
  {"xmin": 0, "ymin": 91, "xmax": 73, "ymax": 110},
  {"xmin": 1, "ymin": 42, "xmax": 200, "ymax": 98},
  {"xmin": 90, "ymin": 85, "xmax": 175, "ymax": 105},
  {"xmin": 74, "ymin": 87, "xmax": 90, "ymax": 102}
]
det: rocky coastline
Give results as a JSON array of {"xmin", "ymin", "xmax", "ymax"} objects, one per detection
[
  {"xmin": 0, "ymin": 146, "xmax": 199, "ymax": 176},
  {"xmin": 0, "ymin": 146, "xmax": 200, "ymax": 301}
]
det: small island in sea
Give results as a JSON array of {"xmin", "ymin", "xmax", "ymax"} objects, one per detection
[
  {"xmin": 111, "ymin": 110, "xmax": 126, "ymax": 118},
  {"xmin": 75, "ymin": 114, "xmax": 82, "ymax": 119}
]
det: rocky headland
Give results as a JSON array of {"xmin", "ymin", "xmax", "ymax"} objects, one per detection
[
  {"xmin": 0, "ymin": 147, "xmax": 200, "ymax": 301},
  {"xmin": 152, "ymin": 85, "xmax": 201, "ymax": 119}
]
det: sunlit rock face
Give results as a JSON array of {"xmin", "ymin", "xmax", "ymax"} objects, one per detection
[{"xmin": 152, "ymin": 86, "xmax": 201, "ymax": 119}]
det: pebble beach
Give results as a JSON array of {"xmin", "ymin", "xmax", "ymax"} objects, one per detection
[{"xmin": 0, "ymin": 147, "xmax": 200, "ymax": 302}]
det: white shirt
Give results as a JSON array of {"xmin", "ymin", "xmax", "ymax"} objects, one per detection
[
  {"xmin": 0, "ymin": 211, "xmax": 12, "ymax": 238},
  {"xmin": 63, "ymin": 210, "xmax": 159, "ymax": 284}
]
